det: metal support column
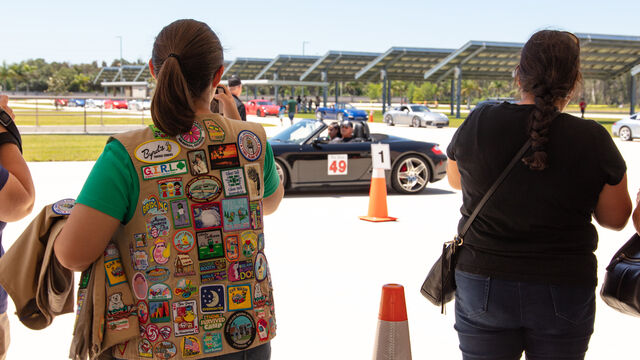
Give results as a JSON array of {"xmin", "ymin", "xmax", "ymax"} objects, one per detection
[
  {"xmin": 450, "ymin": 78, "xmax": 454, "ymax": 115},
  {"xmin": 273, "ymin": 72, "xmax": 279, "ymax": 104},
  {"xmin": 631, "ymin": 73, "xmax": 637, "ymax": 115},
  {"xmin": 387, "ymin": 77, "xmax": 391, "ymax": 109},
  {"xmin": 455, "ymin": 67, "xmax": 462, "ymax": 119},
  {"xmin": 334, "ymin": 82, "xmax": 339, "ymax": 105},
  {"xmin": 253, "ymin": 87, "xmax": 257, "ymax": 99},
  {"xmin": 381, "ymin": 69, "xmax": 387, "ymax": 114},
  {"xmin": 321, "ymin": 72, "xmax": 328, "ymax": 107}
]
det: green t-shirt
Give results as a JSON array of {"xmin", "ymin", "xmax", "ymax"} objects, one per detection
[
  {"xmin": 287, "ymin": 100, "xmax": 297, "ymax": 113},
  {"xmin": 77, "ymin": 139, "xmax": 279, "ymax": 224}
]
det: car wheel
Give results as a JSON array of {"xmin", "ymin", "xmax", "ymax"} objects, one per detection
[
  {"xmin": 385, "ymin": 114, "xmax": 394, "ymax": 126},
  {"xmin": 391, "ymin": 155, "xmax": 431, "ymax": 194},
  {"xmin": 257, "ymin": 109, "xmax": 263, "ymax": 117},
  {"xmin": 275, "ymin": 160, "xmax": 289, "ymax": 189},
  {"xmin": 338, "ymin": 113, "xmax": 344, "ymax": 121},
  {"xmin": 412, "ymin": 117, "xmax": 421, "ymax": 128},
  {"xmin": 316, "ymin": 111, "xmax": 323, "ymax": 120},
  {"xmin": 619, "ymin": 126, "xmax": 632, "ymax": 141}
]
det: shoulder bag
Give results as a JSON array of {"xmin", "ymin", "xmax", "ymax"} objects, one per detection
[
  {"xmin": 600, "ymin": 232, "xmax": 640, "ymax": 317},
  {"xmin": 421, "ymin": 139, "xmax": 531, "ymax": 313}
]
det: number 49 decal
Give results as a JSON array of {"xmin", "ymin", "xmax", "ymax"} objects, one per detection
[{"xmin": 327, "ymin": 154, "xmax": 348, "ymax": 176}]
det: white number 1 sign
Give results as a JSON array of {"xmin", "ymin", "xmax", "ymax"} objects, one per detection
[{"xmin": 371, "ymin": 144, "xmax": 391, "ymax": 170}]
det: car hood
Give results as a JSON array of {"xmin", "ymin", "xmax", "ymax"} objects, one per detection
[{"xmin": 345, "ymin": 109, "xmax": 367, "ymax": 116}]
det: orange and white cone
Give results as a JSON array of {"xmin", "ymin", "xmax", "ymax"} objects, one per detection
[
  {"xmin": 373, "ymin": 284, "xmax": 412, "ymax": 360},
  {"xmin": 360, "ymin": 168, "xmax": 397, "ymax": 222}
]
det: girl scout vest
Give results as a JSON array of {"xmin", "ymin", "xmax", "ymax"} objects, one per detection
[{"xmin": 103, "ymin": 114, "xmax": 275, "ymax": 359}]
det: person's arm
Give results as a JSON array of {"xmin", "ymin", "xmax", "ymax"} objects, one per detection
[
  {"xmin": 593, "ymin": 173, "xmax": 632, "ymax": 231},
  {"xmin": 214, "ymin": 85, "xmax": 241, "ymax": 121},
  {"xmin": 447, "ymin": 160, "xmax": 461, "ymax": 190},
  {"xmin": 633, "ymin": 189, "xmax": 640, "ymax": 235},
  {"xmin": 263, "ymin": 182, "xmax": 283, "ymax": 215}
]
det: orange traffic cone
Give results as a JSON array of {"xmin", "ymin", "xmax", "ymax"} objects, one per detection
[
  {"xmin": 369, "ymin": 110, "xmax": 374, "ymax": 122},
  {"xmin": 360, "ymin": 168, "xmax": 397, "ymax": 222},
  {"xmin": 373, "ymin": 284, "xmax": 412, "ymax": 360}
]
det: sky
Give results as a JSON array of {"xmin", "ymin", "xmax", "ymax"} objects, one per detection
[{"xmin": 2, "ymin": 0, "xmax": 639, "ymax": 65}]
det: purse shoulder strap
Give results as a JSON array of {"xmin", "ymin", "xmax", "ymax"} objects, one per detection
[{"xmin": 458, "ymin": 139, "xmax": 532, "ymax": 240}]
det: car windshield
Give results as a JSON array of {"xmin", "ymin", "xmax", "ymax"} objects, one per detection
[
  {"xmin": 343, "ymin": 104, "xmax": 354, "ymax": 110},
  {"xmin": 269, "ymin": 119, "xmax": 324, "ymax": 144},
  {"xmin": 257, "ymin": 101, "xmax": 273, "ymax": 105},
  {"xmin": 410, "ymin": 105, "xmax": 430, "ymax": 113}
]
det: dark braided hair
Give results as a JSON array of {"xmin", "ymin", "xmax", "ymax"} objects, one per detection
[{"xmin": 516, "ymin": 30, "xmax": 582, "ymax": 170}]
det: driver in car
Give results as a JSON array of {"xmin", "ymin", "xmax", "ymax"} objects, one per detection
[{"xmin": 331, "ymin": 120, "xmax": 354, "ymax": 143}]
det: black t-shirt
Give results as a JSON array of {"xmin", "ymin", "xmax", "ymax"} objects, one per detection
[
  {"xmin": 232, "ymin": 95, "xmax": 247, "ymax": 121},
  {"xmin": 447, "ymin": 102, "xmax": 626, "ymax": 286}
]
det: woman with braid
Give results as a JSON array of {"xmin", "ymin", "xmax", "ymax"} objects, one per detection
[{"xmin": 446, "ymin": 30, "xmax": 632, "ymax": 359}]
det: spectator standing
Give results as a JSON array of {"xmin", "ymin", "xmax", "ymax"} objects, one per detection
[
  {"xmin": 228, "ymin": 74, "xmax": 246, "ymax": 121},
  {"xmin": 579, "ymin": 98, "xmax": 587, "ymax": 118},
  {"xmin": 287, "ymin": 96, "xmax": 297, "ymax": 125},
  {"xmin": 316, "ymin": 95, "xmax": 321, "ymax": 110},
  {"xmin": 0, "ymin": 95, "xmax": 36, "ymax": 360}
]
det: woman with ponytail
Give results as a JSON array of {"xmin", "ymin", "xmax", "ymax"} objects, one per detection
[
  {"xmin": 446, "ymin": 30, "xmax": 632, "ymax": 359},
  {"xmin": 55, "ymin": 19, "xmax": 283, "ymax": 359}
]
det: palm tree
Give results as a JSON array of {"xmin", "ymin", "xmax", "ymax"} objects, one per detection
[
  {"xmin": 461, "ymin": 80, "xmax": 481, "ymax": 109},
  {"xmin": 8, "ymin": 63, "xmax": 34, "ymax": 92}
]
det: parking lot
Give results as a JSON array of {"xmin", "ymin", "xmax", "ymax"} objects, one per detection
[{"xmin": 3, "ymin": 115, "xmax": 640, "ymax": 359}]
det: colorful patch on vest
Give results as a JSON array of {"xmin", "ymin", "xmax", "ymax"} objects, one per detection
[
  {"xmin": 174, "ymin": 278, "xmax": 198, "ymax": 300},
  {"xmin": 149, "ymin": 301, "xmax": 171, "ymax": 323},
  {"xmin": 157, "ymin": 177, "xmax": 184, "ymax": 200},
  {"xmin": 221, "ymin": 168, "xmax": 247, "ymax": 197},
  {"xmin": 177, "ymin": 122, "xmax": 205, "ymax": 149},
  {"xmin": 142, "ymin": 160, "xmax": 188, "ymax": 181},
  {"xmin": 202, "ymin": 332, "xmax": 223, "ymax": 354},
  {"xmin": 148, "ymin": 283, "xmax": 172, "ymax": 301},
  {"xmin": 146, "ymin": 266, "xmax": 170, "ymax": 283},
  {"xmin": 104, "ymin": 242, "xmax": 120, "ymax": 260},
  {"xmin": 79, "ymin": 267, "xmax": 91, "ymax": 289},
  {"xmin": 257, "ymin": 318, "xmax": 269, "ymax": 342},
  {"xmin": 225, "ymin": 234, "xmax": 240, "ymax": 262},
  {"xmin": 196, "ymin": 229, "xmax": 224, "ymax": 260},
  {"xmin": 222, "ymin": 197, "xmax": 250, "ymax": 232},
  {"xmin": 249, "ymin": 201, "xmax": 263, "ymax": 230},
  {"xmin": 200, "ymin": 271, "xmax": 227, "ymax": 284},
  {"xmin": 254, "ymin": 307, "xmax": 267, "ymax": 319},
  {"xmin": 114, "ymin": 341, "xmax": 129, "ymax": 357},
  {"xmin": 199, "ymin": 313, "xmax": 226, "ymax": 331},
  {"xmin": 175, "ymin": 254, "xmax": 196, "ymax": 276},
  {"xmin": 131, "ymin": 247, "xmax": 150, "ymax": 271},
  {"xmin": 159, "ymin": 325, "xmax": 172, "ymax": 340},
  {"xmin": 134, "ymin": 233, "xmax": 147, "ymax": 248},
  {"xmin": 146, "ymin": 215, "xmax": 170, "ymax": 239},
  {"xmin": 170, "ymin": 198, "xmax": 191, "ymax": 229},
  {"xmin": 173, "ymin": 229, "xmax": 195, "ymax": 253},
  {"xmin": 237, "ymin": 130, "xmax": 262, "ymax": 161},
  {"xmin": 186, "ymin": 175, "xmax": 222, "ymax": 203},
  {"xmin": 137, "ymin": 300, "xmax": 149, "ymax": 324},
  {"xmin": 172, "ymin": 300, "xmax": 199, "ymax": 336},
  {"xmin": 203, "ymin": 119, "xmax": 225, "ymax": 142},
  {"xmin": 228, "ymin": 260, "xmax": 254, "ymax": 283},
  {"xmin": 224, "ymin": 311, "xmax": 256, "ymax": 350},
  {"xmin": 253, "ymin": 283, "xmax": 267, "ymax": 308},
  {"xmin": 106, "ymin": 292, "xmax": 135, "ymax": 331},
  {"xmin": 104, "ymin": 259, "xmax": 126, "ymax": 286},
  {"xmin": 138, "ymin": 338, "xmax": 153, "ymax": 358},
  {"xmin": 240, "ymin": 231, "xmax": 258, "ymax": 258},
  {"xmin": 135, "ymin": 139, "xmax": 181, "ymax": 163},
  {"xmin": 149, "ymin": 124, "xmax": 170, "ymax": 139},
  {"xmin": 133, "ymin": 272, "xmax": 149, "ymax": 300},
  {"xmin": 151, "ymin": 239, "xmax": 171, "ymax": 265},
  {"xmin": 191, "ymin": 202, "xmax": 222, "ymax": 231},
  {"xmin": 227, "ymin": 284, "xmax": 252, "ymax": 311},
  {"xmin": 154, "ymin": 341, "xmax": 177, "ymax": 359},
  {"xmin": 181, "ymin": 335, "xmax": 202, "ymax": 357},
  {"xmin": 142, "ymin": 195, "xmax": 169, "ymax": 216},
  {"xmin": 200, "ymin": 284, "xmax": 225, "ymax": 313},
  {"xmin": 258, "ymin": 233, "xmax": 265, "ymax": 251},
  {"xmin": 254, "ymin": 252, "xmax": 268, "ymax": 282},
  {"xmin": 187, "ymin": 149, "xmax": 209, "ymax": 176},
  {"xmin": 52, "ymin": 198, "xmax": 75, "ymax": 215},
  {"xmin": 208, "ymin": 143, "xmax": 240, "ymax": 169},
  {"xmin": 244, "ymin": 163, "xmax": 263, "ymax": 201},
  {"xmin": 145, "ymin": 323, "xmax": 160, "ymax": 342},
  {"xmin": 199, "ymin": 259, "xmax": 226, "ymax": 273}
]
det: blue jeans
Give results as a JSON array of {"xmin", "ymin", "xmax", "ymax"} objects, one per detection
[{"xmin": 454, "ymin": 270, "xmax": 595, "ymax": 360}]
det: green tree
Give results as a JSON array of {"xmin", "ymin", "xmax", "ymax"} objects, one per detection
[{"xmin": 366, "ymin": 83, "xmax": 382, "ymax": 101}]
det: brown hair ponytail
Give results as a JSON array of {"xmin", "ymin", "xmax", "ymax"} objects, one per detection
[
  {"xmin": 517, "ymin": 30, "xmax": 582, "ymax": 170},
  {"xmin": 150, "ymin": 19, "xmax": 223, "ymax": 136}
]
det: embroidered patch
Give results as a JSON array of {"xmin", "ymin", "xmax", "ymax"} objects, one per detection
[
  {"xmin": 52, "ymin": 198, "xmax": 75, "ymax": 215},
  {"xmin": 181, "ymin": 335, "xmax": 202, "ymax": 357},
  {"xmin": 254, "ymin": 252, "xmax": 268, "ymax": 282},
  {"xmin": 177, "ymin": 122, "xmax": 205, "ymax": 149},
  {"xmin": 244, "ymin": 163, "xmax": 263, "ymax": 201},
  {"xmin": 106, "ymin": 292, "xmax": 135, "ymax": 330},
  {"xmin": 228, "ymin": 260, "xmax": 254, "ymax": 283},
  {"xmin": 227, "ymin": 284, "xmax": 253, "ymax": 311},
  {"xmin": 142, "ymin": 160, "xmax": 188, "ymax": 180},
  {"xmin": 151, "ymin": 239, "xmax": 171, "ymax": 265},
  {"xmin": 191, "ymin": 202, "xmax": 222, "ymax": 231},
  {"xmin": 174, "ymin": 254, "xmax": 196, "ymax": 276},
  {"xmin": 199, "ymin": 259, "xmax": 226, "ymax": 273},
  {"xmin": 224, "ymin": 311, "xmax": 256, "ymax": 349},
  {"xmin": 104, "ymin": 259, "xmax": 127, "ymax": 286},
  {"xmin": 221, "ymin": 168, "xmax": 247, "ymax": 196},
  {"xmin": 135, "ymin": 139, "xmax": 181, "ymax": 163},
  {"xmin": 174, "ymin": 278, "xmax": 198, "ymax": 300},
  {"xmin": 131, "ymin": 247, "xmax": 150, "ymax": 271},
  {"xmin": 145, "ymin": 324, "xmax": 160, "ymax": 342},
  {"xmin": 196, "ymin": 229, "xmax": 224, "ymax": 260},
  {"xmin": 114, "ymin": 341, "xmax": 128, "ymax": 357},
  {"xmin": 149, "ymin": 124, "xmax": 170, "ymax": 139},
  {"xmin": 138, "ymin": 338, "xmax": 153, "ymax": 358},
  {"xmin": 257, "ymin": 233, "xmax": 264, "ymax": 251},
  {"xmin": 157, "ymin": 177, "xmax": 184, "ymax": 200},
  {"xmin": 137, "ymin": 300, "xmax": 149, "ymax": 324},
  {"xmin": 253, "ymin": 283, "xmax": 267, "ymax": 308},
  {"xmin": 200, "ymin": 284, "xmax": 225, "ymax": 313},
  {"xmin": 237, "ymin": 130, "xmax": 262, "ymax": 161},
  {"xmin": 249, "ymin": 201, "xmax": 263, "ymax": 230},
  {"xmin": 134, "ymin": 233, "xmax": 147, "ymax": 248},
  {"xmin": 187, "ymin": 149, "xmax": 209, "ymax": 176},
  {"xmin": 148, "ymin": 283, "xmax": 172, "ymax": 301},
  {"xmin": 153, "ymin": 341, "xmax": 177, "ymax": 359},
  {"xmin": 200, "ymin": 271, "xmax": 226, "ymax": 284},
  {"xmin": 142, "ymin": 195, "xmax": 169, "ymax": 216},
  {"xmin": 208, "ymin": 143, "xmax": 240, "ymax": 169},
  {"xmin": 224, "ymin": 234, "xmax": 240, "ymax": 262},
  {"xmin": 149, "ymin": 301, "xmax": 171, "ymax": 323},
  {"xmin": 240, "ymin": 231, "xmax": 258, "ymax": 258},
  {"xmin": 203, "ymin": 119, "xmax": 225, "ymax": 142},
  {"xmin": 199, "ymin": 314, "xmax": 226, "ymax": 331},
  {"xmin": 146, "ymin": 215, "xmax": 170, "ymax": 239},
  {"xmin": 146, "ymin": 266, "xmax": 170, "ymax": 283},
  {"xmin": 159, "ymin": 325, "xmax": 172, "ymax": 340},
  {"xmin": 222, "ymin": 197, "xmax": 251, "ymax": 232},
  {"xmin": 173, "ymin": 230, "xmax": 195, "ymax": 253},
  {"xmin": 202, "ymin": 332, "xmax": 223, "ymax": 354},
  {"xmin": 79, "ymin": 268, "xmax": 91, "ymax": 289},
  {"xmin": 257, "ymin": 318, "xmax": 269, "ymax": 341},
  {"xmin": 186, "ymin": 175, "xmax": 222, "ymax": 203},
  {"xmin": 170, "ymin": 198, "xmax": 191, "ymax": 229},
  {"xmin": 172, "ymin": 300, "xmax": 199, "ymax": 336},
  {"xmin": 133, "ymin": 272, "xmax": 149, "ymax": 300},
  {"xmin": 104, "ymin": 243, "xmax": 119, "ymax": 260}
]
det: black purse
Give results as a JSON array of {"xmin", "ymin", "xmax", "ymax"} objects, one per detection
[
  {"xmin": 600, "ymin": 233, "xmax": 640, "ymax": 317},
  {"xmin": 421, "ymin": 139, "xmax": 531, "ymax": 313}
]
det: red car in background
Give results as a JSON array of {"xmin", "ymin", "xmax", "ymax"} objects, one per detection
[
  {"xmin": 245, "ymin": 99, "xmax": 279, "ymax": 117},
  {"xmin": 104, "ymin": 99, "xmax": 129, "ymax": 109}
]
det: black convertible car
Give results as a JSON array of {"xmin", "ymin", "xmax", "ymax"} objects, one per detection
[{"xmin": 268, "ymin": 119, "xmax": 448, "ymax": 194}]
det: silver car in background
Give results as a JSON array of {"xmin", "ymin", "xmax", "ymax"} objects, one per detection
[
  {"xmin": 612, "ymin": 113, "xmax": 639, "ymax": 141},
  {"xmin": 383, "ymin": 104, "xmax": 449, "ymax": 128}
]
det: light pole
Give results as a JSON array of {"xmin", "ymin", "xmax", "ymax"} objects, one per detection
[{"xmin": 302, "ymin": 41, "xmax": 309, "ymax": 56}]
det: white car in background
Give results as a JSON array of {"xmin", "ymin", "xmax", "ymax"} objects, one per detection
[
  {"xmin": 86, "ymin": 99, "xmax": 104, "ymax": 108},
  {"xmin": 128, "ymin": 99, "xmax": 151, "ymax": 111},
  {"xmin": 383, "ymin": 104, "xmax": 449, "ymax": 128},
  {"xmin": 612, "ymin": 112, "xmax": 639, "ymax": 141}
]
